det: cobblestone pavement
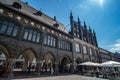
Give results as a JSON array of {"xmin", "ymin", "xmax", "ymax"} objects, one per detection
[
  {"xmin": 1, "ymin": 75, "xmax": 120, "ymax": 80},
  {"xmin": 12, "ymin": 75, "xmax": 109, "ymax": 80}
]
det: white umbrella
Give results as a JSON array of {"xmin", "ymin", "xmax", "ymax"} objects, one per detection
[
  {"xmin": 94, "ymin": 63, "xmax": 101, "ymax": 66},
  {"xmin": 78, "ymin": 61, "xmax": 96, "ymax": 66},
  {"xmin": 100, "ymin": 61, "xmax": 120, "ymax": 67}
]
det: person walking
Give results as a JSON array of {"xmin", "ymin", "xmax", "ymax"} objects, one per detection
[{"xmin": 95, "ymin": 67, "xmax": 100, "ymax": 78}]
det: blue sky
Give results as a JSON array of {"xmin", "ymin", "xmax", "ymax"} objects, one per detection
[{"xmin": 22, "ymin": 0, "xmax": 120, "ymax": 53}]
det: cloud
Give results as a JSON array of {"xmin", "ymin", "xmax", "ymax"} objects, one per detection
[
  {"xmin": 78, "ymin": 0, "xmax": 104, "ymax": 9},
  {"xmin": 108, "ymin": 39, "xmax": 120, "ymax": 53}
]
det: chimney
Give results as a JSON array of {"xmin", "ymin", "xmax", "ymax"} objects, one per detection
[
  {"xmin": 25, "ymin": 2, "xmax": 28, "ymax": 5},
  {"xmin": 54, "ymin": 16, "xmax": 56, "ymax": 21}
]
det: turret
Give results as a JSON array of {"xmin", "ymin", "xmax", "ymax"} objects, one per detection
[
  {"xmin": 93, "ymin": 29, "xmax": 98, "ymax": 47},
  {"xmin": 77, "ymin": 17, "xmax": 82, "ymax": 39},
  {"xmin": 70, "ymin": 11, "xmax": 74, "ymax": 36},
  {"xmin": 83, "ymin": 21, "xmax": 88, "ymax": 42}
]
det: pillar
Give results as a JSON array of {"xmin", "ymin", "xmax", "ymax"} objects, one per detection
[{"xmin": 54, "ymin": 62, "xmax": 59, "ymax": 74}]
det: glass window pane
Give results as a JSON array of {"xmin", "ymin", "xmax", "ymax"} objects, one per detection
[
  {"xmin": 47, "ymin": 35, "xmax": 50, "ymax": 45},
  {"xmin": 44, "ymin": 35, "xmax": 47, "ymax": 45},
  {"xmin": 75, "ymin": 43, "xmax": 80, "ymax": 52},
  {"xmin": 23, "ymin": 29, "xmax": 29, "ymax": 40},
  {"xmin": 36, "ymin": 33, "xmax": 40, "ymax": 43},
  {"xmin": 58, "ymin": 40, "xmax": 61, "ymax": 48},
  {"xmin": 0, "ymin": 25, "xmax": 7, "ymax": 33},
  {"xmin": 89, "ymin": 49, "xmax": 92, "ymax": 55},
  {"xmin": 6, "ymin": 26, "xmax": 13, "ymax": 35},
  {"xmin": 83, "ymin": 46, "xmax": 87, "ymax": 54},
  {"xmin": 12, "ymin": 26, "xmax": 19, "ymax": 36},
  {"xmin": 50, "ymin": 37, "xmax": 53, "ymax": 46},
  {"xmin": 28, "ymin": 30, "xmax": 33, "ymax": 40},
  {"xmin": 32, "ymin": 31, "xmax": 37, "ymax": 42},
  {"xmin": 53, "ymin": 38, "xmax": 56, "ymax": 47}
]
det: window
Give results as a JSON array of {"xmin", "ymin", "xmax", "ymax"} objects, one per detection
[
  {"xmin": 75, "ymin": 43, "xmax": 80, "ymax": 52},
  {"xmin": 23, "ymin": 28, "xmax": 41, "ymax": 43},
  {"xmin": 50, "ymin": 37, "xmax": 53, "ymax": 46},
  {"xmin": 83, "ymin": 46, "xmax": 87, "ymax": 54},
  {"xmin": 36, "ymin": 33, "xmax": 40, "ymax": 42},
  {"xmin": 58, "ymin": 40, "xmax": 71, "ymax": 51},
  {"xmin": 94, "ymin": 50, "xmax": 98, "ymax": 56},
  {"xmin": 0, "ymin": 19, "xmax": 19, "ymax": 37},
  {"xmin": 0, "ymin": 21, "xmax": 8, "ymax": 33},
  {"xmin": 89, "ymin": 48, "xmax": 92, "ymax": 55},
  {"xmin": 23, "ymin": 29, "xmax": 29, "ymax": 40},
  {"xmin": 53, "ymin": 38, "xmax": 56, "ymax": 47},
  {"xmin": 32, "ymin": 31, "xmax": 37, "ymax": 42},
  {"xmin": 28, "ymin": 30, "xmax": 33, "ymax": 40},
  {"xmin": 44, "ymin": 34, "xmax": 56, "ymax": 47},
  {"xmin": 6, "ymin": 23, "xmax": 14, "ymax": 35},
  {"xmin": 44, "ymin": 35, "xmax": 47, "ymax": 45},
  {"xmin": 12, "ymin": 26, "xmax": 19, "ymax": 36},
  {"xmin": 47, "ymin": 35, "xmax": 50, "ymax": 45}
]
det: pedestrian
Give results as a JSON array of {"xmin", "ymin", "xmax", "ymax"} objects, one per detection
[
  {"xmin": 95, "ymin": 67, "xmax": 100, "ymax": 78},
  {"xmin": 27, "ymin": 63, "xmax": 31, "ymax": 74}
]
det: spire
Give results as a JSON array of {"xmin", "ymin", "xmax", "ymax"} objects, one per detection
[
  {"xmin": 78, "ymin": 17, "xmax": 80, "ymax": 23},
  {"xmin": 92, "ymin": 29, "xmax": 98, "ymax": 47},
  {"xmin": 93, "ymin": 29, "xmax": 96, "ymax": 35},
  {"xmin": 70, "ymin": 11, "xmax": 74, "ymax": 36},
  {"xmin": 89, "ymin": 27, "xmax": 92, "ymax": 32},
  {"xmin": 70, "ymin": 11, "xmax": 73, "ymax": 18},
  {"xmin": 84, "ymin": 21, "xmax": 87, "ymax": 29}
]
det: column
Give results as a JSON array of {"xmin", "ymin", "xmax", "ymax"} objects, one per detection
[{"xmin": 54, "ymin": 62, "xmax": 59, "ymax": 74}]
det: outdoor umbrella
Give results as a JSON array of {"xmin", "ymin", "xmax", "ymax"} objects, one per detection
[
  {"xmin": 78, "ymin": 61, "xmax": 96, "ymax": 66},
  {"xmin": 100, "ymin": 61, "xmax": 120, "ymax": 67}
]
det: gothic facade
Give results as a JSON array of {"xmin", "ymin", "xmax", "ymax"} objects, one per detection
[{"xmin": 0, "ymin": 0, "xmax": 120, "ymax": 77}]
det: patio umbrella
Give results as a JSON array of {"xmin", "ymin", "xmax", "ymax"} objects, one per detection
[
  {"xmin": 78, "ymin": 61, "xmax": 96, "ymax": 66},
  {"xmin": 94, "ymin": 63, "xmax": 101, "ymax": 66},
  {"xmin": 100, "ymin": 61, "xmax": 120, "ymax": 67}
]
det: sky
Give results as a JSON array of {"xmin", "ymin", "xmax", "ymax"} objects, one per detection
[{"xmin": 22, "ymin": 0, "xmax": 120, "ymax": 53}]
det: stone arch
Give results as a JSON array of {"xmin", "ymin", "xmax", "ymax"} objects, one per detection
[
  {"xmin": 59, "ymin": 55, "xmax": 72, "ymax": 73},
  {"xmin": 76, "ymin": 57, "xmax": 82, "ymax": 64},
  {"xmin": 14, "ymin": 48, "xmax": 38, "ymax": 72},
  {"xmin": 0, "ymin": 44, "xmax": 10, "ymax": 59},
  {"xmin": 60, "ymin": 55, "xmax": 72, "ymax": 64},
  {"xmin": 43, "ymin": 52, "xmax": 56, "ymax": 64},
  {"xmin": 0, "ymin": 44, "xmax": 11, "ymax": 74},
  {"xmin": 41, "ymin": 52, "xmax": 56, "ymax": 73},
  {"xmin": 19, "ymin": 48, "xmax": 38, "ymax": 60}
]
